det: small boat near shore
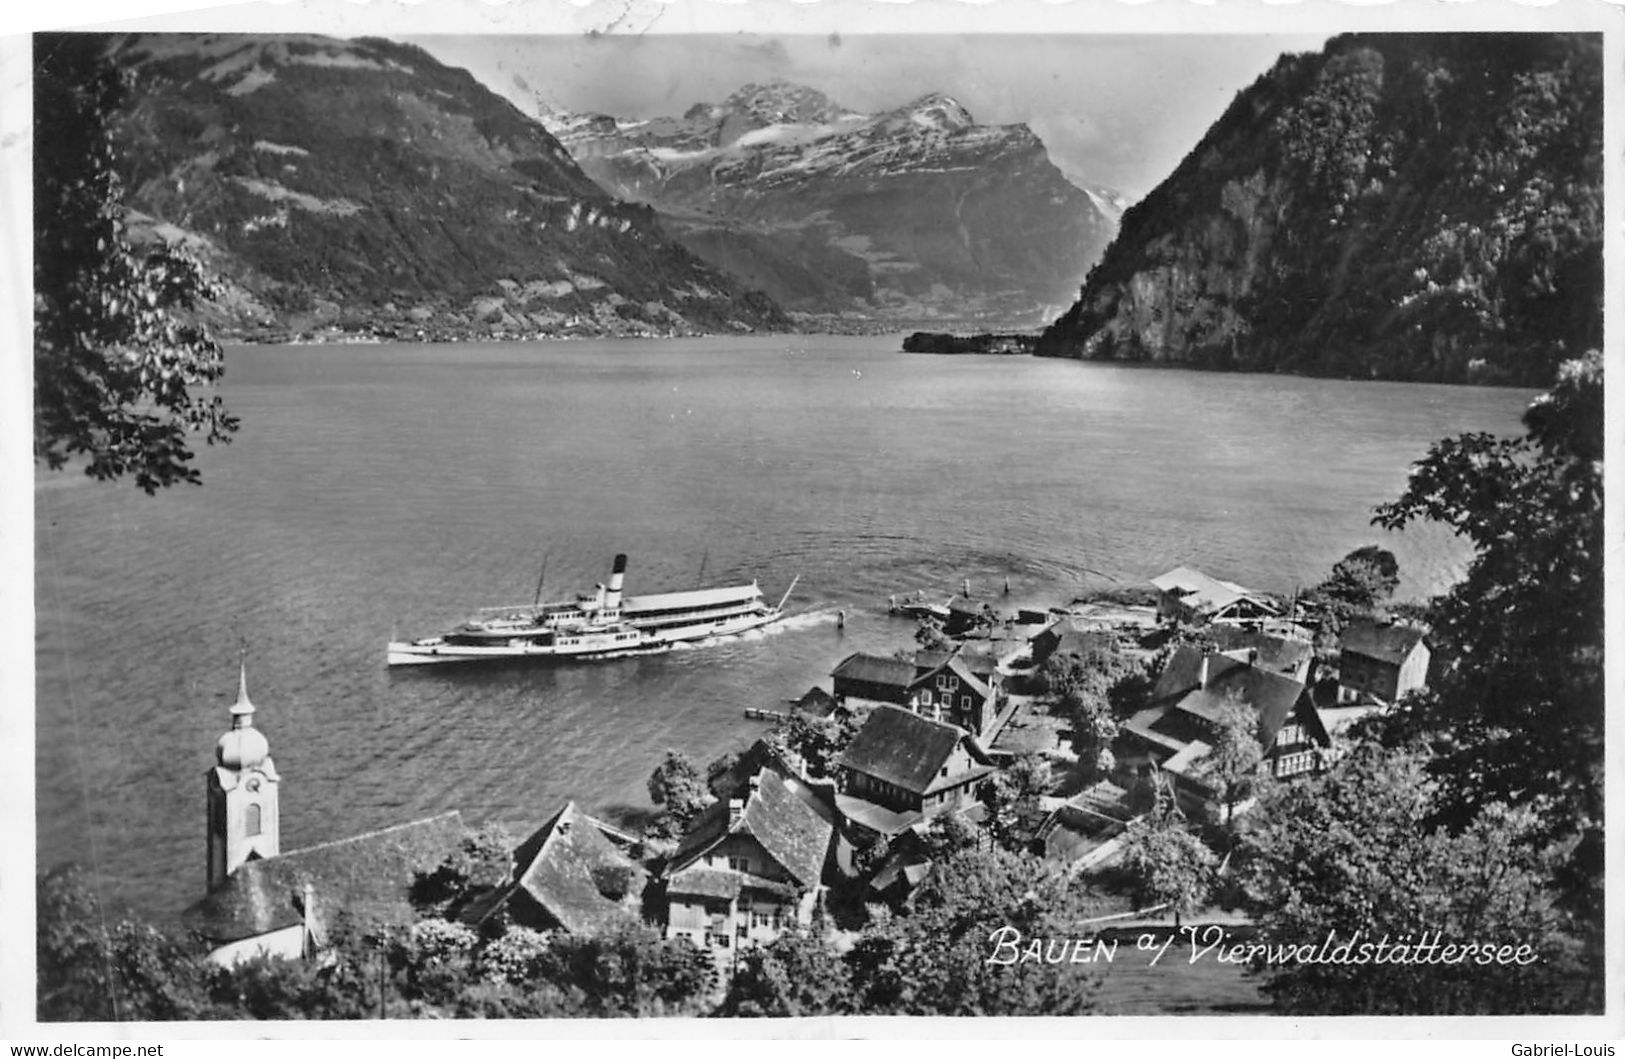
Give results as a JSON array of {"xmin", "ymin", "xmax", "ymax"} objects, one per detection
[
  {"xmin": 888, "ymin": 592, "xmax": 950, "ymax": 622},
  {"xmin": 387, "ymin": 554, "xmax": 797, "ymax": 666}
]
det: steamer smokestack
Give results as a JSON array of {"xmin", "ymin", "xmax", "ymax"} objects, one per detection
[{"xmin": 606, "ymin": 554, "xmax": 627, "ymax": 610}]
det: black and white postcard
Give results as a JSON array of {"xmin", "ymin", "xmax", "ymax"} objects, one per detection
[{"xmin": 7, "ymin": 0, "xmax": 1620, "ymax": 1046}]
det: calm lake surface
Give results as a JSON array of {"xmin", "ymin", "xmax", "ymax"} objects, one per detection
[{"xmin": 34, "ymin": 336, "xmax": 1536, "ymax": 923}]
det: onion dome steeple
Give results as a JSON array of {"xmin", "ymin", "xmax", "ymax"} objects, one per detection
[{"xmin": 216, "ymin": 664, "xmax": 270, "ymax": 770}]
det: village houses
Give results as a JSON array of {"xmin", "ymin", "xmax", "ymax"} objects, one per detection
[
  {"xmin": 830, "ymin": 646, "xmax": 1004, "ymax": 739},
  {"xmin": 661, "ymin": 768, "xmax": 834, "ymax": 952},
  {"xmin": 469, "ymin": 801, "xmax": 647, "ymax": 935},
  {"xmin": 1337, "ymin": 619, "xmax": 1431, "ymax": 705},
  {"xmin": 1117, "ymin": 641, "xmax": 1333, "ymax": 819},
  {"xmin": 832, "ymin": 704, "xmax": 999, "ymax": 841},
  {"xmin": 182, "ymin": 559, "xmax": 1433, "ymax": 973}
]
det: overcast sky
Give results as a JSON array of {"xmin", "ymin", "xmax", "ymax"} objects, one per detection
[{"xmin": 410, "ymin": 34, "xmax": 1331, "ymax": 201}]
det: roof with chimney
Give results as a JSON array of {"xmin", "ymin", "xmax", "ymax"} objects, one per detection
[
  {"xmin": 1340, "ymin": 621, "xmax": 1428, "ymax": 667},
  {"xmin": 184, "ymin": 811, "xmax": 465, "ymax": 945},
  {"xmin": 1207, "ymin": 626, "xmax": 1315, "ymax": 678},
  {"xmin": 496, "ymin": 802, "xmax": 645, "ymax": 935},
  {"xmin": 835, "ymin": 704, "xmax": 995, "ymax": 795},
  {"xmin": 1140, "ymin": 645, "xmax": 1318, "ymax": 751},
  {"xmin": 668, "ymin": 768, "xmax": 831, "ymax": 890}
]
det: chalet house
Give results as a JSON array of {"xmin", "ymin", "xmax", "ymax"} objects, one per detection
[
  {"xmin": 830, "ymin": 649, "xmax": 1003, "ymax": 740},
  {"xmin": 471, "ymin": 802, "xmax": 647, "ymax": 935},
  {"xmin": 1150, "ymin": 566, "xmax": 1279, "ymax": 627},
  {"xmin": 1118, "ymin": 645, "xmax": 1331, "ymax": 819},
  {"xmin": 833, "ymin": 705, "xmax": 998, "ymax": 840},
  {"xmin": 1338, "ymin": 621, "xmax": 1430, "ymax": 705},
  {"xmin": 911, "ymin": 648, "xmax": 1002, "ymax": 739},
  {"xmin": 662, "ymin": 769, "xmax": 834, "ymax": 953}
]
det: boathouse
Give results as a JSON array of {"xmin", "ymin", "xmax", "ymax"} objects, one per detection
[{"xmin": 1150, "ymin": 566, "xmax": 1279, "ymax": 626}]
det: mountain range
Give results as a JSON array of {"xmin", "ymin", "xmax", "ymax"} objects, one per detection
[
  {"xmin": 539, "ymin": 81, "xmax": 1119, "ymax": 327},
  {"xmin": 105, "ymin": 34, "xmax": 788, "ymax": 341},
  {"xmin": 1036, "ymin": 33, "xmax": 1603, "ymax": 385}
]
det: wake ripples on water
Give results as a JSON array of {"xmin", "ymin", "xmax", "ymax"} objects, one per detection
[{"xmin": 33, "ymin": 337, "xmax": 1536, "ymax": 920}]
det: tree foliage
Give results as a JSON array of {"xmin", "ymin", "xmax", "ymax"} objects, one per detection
[
  {"xmin": 846, "ymin": 845, "xmax": 1100, "ymax": 1016},
  {"xmin": 34, "ymin": 34, "xmax": 238, "ymax": 492},
  {"xmin": 1206, "ymin": 689, "xmax": 1266, "ymax": 826},
  {"xmin": 1235, "ymin": 742, "xmax": 1593, "ymax": 1014},
  {"xmin": 645, "ymin": 749, "xmax": 715, "ymax": 841},
  {"xmin": 1306, "ymin": 545, "xmax": 1400, "ymax": 638},
  {"xmin": 1371, "ymin": 350, "xmax": 1604, "ymax": 991},
  {"xmin": 723, "ymin": 927, "xmax": 856, "ymax": 1017},
  {"xmin": 410, "ymin": 823, "xmax": 515, "ymax": 919},
  {"xmin": 37, "ymin": 865, "xmax": 217, "ymax": 1021},
  {"xmin": 1116, "ymin": 810, "xmax": 1216, "ymax": 921},
  {"xmin": 765, "ymin": 710, "xmax": 861, "ymax": 780},
  {"xmin": 980, "ymin": 751, "xmax": 1052, "ymax": 852}
]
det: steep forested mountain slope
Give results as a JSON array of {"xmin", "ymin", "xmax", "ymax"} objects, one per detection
[
  {"xmin": 106, "ymin": 34, "xmax": 787, "ymax": 340},
  {"xmin": 1037, "ymin": 34, "xmax": 1602, "ymax": 385}
]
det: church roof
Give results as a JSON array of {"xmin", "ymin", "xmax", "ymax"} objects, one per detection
[{"xmin": 184, "ymin": 811, "xmax": 465, "ymax": 945}]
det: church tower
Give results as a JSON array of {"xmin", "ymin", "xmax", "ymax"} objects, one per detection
[{"xmin": 206, "ymin": 665, "xmax": 280, "ymax": 892}]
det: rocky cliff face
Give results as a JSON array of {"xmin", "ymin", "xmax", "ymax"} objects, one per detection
[
  {"xmin": 1037, "ymin": 34, "xmax": 1602, "ymax": 385},
  {"xmin": 104, "ymin": 34, "xmax": 787, "ymax": 341},
  {"xmin": 543, "ymin": 82, "xmax": 1117, "ymax": 327}
]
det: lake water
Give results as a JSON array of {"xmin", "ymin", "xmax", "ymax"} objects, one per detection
[{"xmin": 33, "ymin": 336, "xmax": 1536, "ymax": 924}]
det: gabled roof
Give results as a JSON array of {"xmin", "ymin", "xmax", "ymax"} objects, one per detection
[
  {"xmin": 914, "ymin": 647, "xmax": 999, "ymax": 686},
  {"xmin": 835, "ymin": 704, "xmax": 992, "ymax": 795},
  {"xmin": 928, "ymin": 655, "xmax": 993, "ymax": 701},
  {"xmin": 1150, "ymin": 567, "xmax": 1277, "ymax": 617},
  {"xmin": 831, "ymin": 652, "xmax": 918, "ymax": 689},
  {"xmin": 669, "ymin": 769, "xmax": 831, "ymax": 890},
  {"xmin": 713, "ymin": 736, "xmax": 820, "ymax": 803},
  {"xmin": 185, "ymin": 811, "xmax": 465, "ymax": 945},
  {"xmin": 506, "ymin": 802, "xmax": 645, "ymax": 935},
  {"xmin": 794, "ymin": 686, "xmax": 836, "ymax": 713},
  {"xmin": 1208, "ymin": 626, "xmax": 1314, "ymax": 676},
  {"xmin": 1340, "ymin": 621, "xmax": 1427, "ymax": 666},
  {"xmin": 1033, "ymin": 616, "xmax": 1114, "ymax": 654},
  {"xmin": 1148, "ymin": 645, "xmax": 1310, "ymax": 749},
  {"xmin": 1173, "ymin": 671, "xmax": 1306, "ymax": 750}
]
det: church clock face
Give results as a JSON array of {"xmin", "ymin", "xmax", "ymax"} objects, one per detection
[{"xmin": 246, "ymin": 777, "xmax": 261, "ymax": 793}]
